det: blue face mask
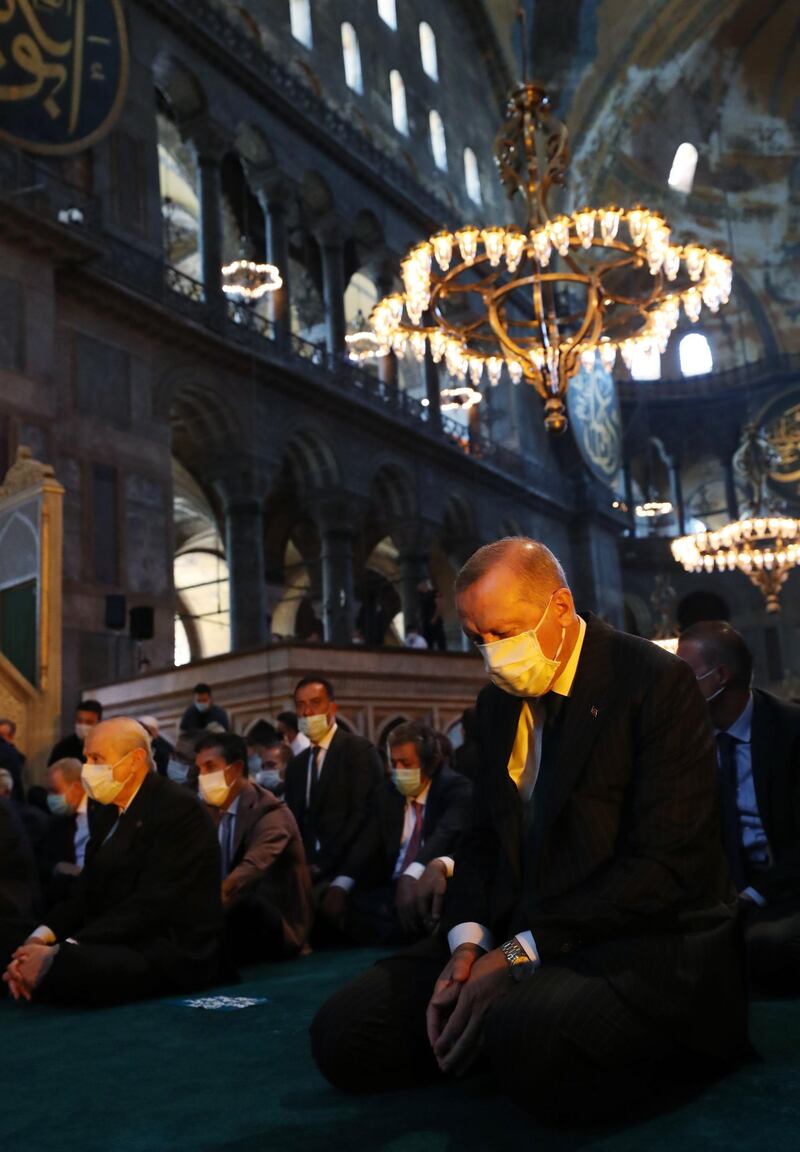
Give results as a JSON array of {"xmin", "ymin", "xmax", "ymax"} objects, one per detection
[
  {"xmin": 167, "ymin": 759, "xmax": 191, "ymax": 784},
  {"xmin": 47, "ymin": 793, "xmax": 75, "ymax": 817}
]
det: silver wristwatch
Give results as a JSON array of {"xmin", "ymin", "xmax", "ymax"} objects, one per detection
[{"xmin": 500, "ymin": 937, "xmax": 535, "ymax": 981}]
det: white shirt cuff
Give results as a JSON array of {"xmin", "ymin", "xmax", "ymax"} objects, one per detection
[
  {"xmin": 742, "ymin": 886, "xmax": 767, "ymax": 907},
  {"xmin": 30, "ymin": 925, "xmax": 56, "ymax": 945},
  {"xmin": 329, "ymin": 876, "xmax": 355, "ymax": 893},
  {"xmin": 436, "ymin": 855, "xmax": 455, "ymax": 878},
  {"xmin": 447, "ymin": 922, "xmax": 493, "ymax": 953},
  {"xmin": 514, "ymin": 931, "xmax": 542, "ymax": 966},
  {"xmin": 403, "ymin": 862, "xmax": 426, "ymax": 880}
]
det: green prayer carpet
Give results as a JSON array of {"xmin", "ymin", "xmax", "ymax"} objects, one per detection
[{"xmin": 2, "ymin": 949, "xmax": 799, "ymax": 1152}]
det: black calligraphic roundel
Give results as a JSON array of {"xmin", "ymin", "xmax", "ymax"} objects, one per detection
[{"xmin": 0, "ymin": 0, "xmax": 129, "ymax": 155}]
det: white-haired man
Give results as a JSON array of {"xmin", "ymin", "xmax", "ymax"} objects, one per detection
[
  {"xmin": 1, "ymin": 717, "xmax": 222, "ymax": 1006},
  {"xmin": 312, "ymin": 537, "xmax": 747, "ymax": 1120}
]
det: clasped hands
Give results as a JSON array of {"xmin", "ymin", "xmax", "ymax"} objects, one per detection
[
  {"xmin": 425, "ymin": 943, "xmax": 512, "ymax": 1076},
  {"xmin": 2, "ymin": 939, "xmax": 59, "ymax": 1001}
]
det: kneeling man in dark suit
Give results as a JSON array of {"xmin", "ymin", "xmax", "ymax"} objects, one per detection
[
  {"xmin": 312, "ymin": 537, "xmax": 748, "ymax": 1119},
  {"xmin": 2, "ymin": 717, "xmax": 222, "ymax": 1006},
  {"xmin": 195, "ymin": 731, "xmax": 313, "ymax": 962},
  {"xmin": 324, "ymin": 721, "xmax": 472, "ymax": 945}
]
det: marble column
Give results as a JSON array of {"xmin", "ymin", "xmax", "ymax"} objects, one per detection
[
  {"xmin": 195, "ymin": 148, "xmax": 225, "ymax": 316},
  {"xmin": 668, "ymin": 454, "xmax": 686, "ymax": 535},
  {"xmin": 321, "ymin": 524, "xmax": 355, "ymax": 645},
  {"xmin": 225, "ymin": 497, "xmax": 268, "ymax": 650},
  {"xmin": 723, "ymin": 456, "xmax": 740, "ymax": 521},
  {"xmin": 320, "ymin": 238, "xmax": 346, "ymax": 359},
  {"xmin": 399, "ymin": 551, "xmax": 430, "ymax": 630},
  {"xmin": 425, "ymin": 350, "xmax": 442, "ymax": 431},
  {"xmin": 262, "ymin": 193, "xmax": 291, "ymax": 350}
]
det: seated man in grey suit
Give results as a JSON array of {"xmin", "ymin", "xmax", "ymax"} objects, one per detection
[
  {"xmin": 678, "ymin": 620, "xmax": 800, "ymax": 994},
  {"xmin": 324, "ymin": 721, "xmax": 472, "ymax": 945},
  {"xmin": 195, "ymin": 731, "xmax": 313, "ymax": 963}
]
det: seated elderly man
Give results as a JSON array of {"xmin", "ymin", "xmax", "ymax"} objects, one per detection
[
  {"xmin": 195, "ymin": 732, "xmax": 313, "ymax": 963},
  {"xmin": 312, "ymin": 538, "xmax": 747, "ymax": 1121},
  {"xmin": 323, "ymin": 721, "xmax": 472, "ymax": 945},
  {"xmin": 1, "ymin": 717, "xmax": 222, "ymax": 1006}
]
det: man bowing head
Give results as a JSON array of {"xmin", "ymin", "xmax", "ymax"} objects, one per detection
[{"xmin": 312, "ymin": 537, "xmax": 748, "ymax": 1120}]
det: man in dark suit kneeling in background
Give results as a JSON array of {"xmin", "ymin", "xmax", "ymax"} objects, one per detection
[
  {"xmin": 284, "ymin": 676, "xmax": 383, "ymax": 935},
  {"xmin": 324, "ymin": 721, "xmax": 472, "ymax": 945},
  {"xmin": 678, "ymin": 620, "xmax": 800, "ymax": 994},
  {"xmin": 312, "ymin": 538, "xmax": 748, "ymax": 1120},
  {"xmin": 195, "ymin": 731, "xmax": 313, "ymax": 963},
  {"xmin": 1, "ymin": 717, "xmax": 222, "ymax": 1006}
]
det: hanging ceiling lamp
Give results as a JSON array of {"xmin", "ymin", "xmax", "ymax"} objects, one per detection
[
  {"xmin": 671, "ymin": 423, "xmax": 799, "ymax": 613},
  {"xmin": 345, "ymin": 310, "xmax": 389, "ymax": 363},
  {"xmin": 370, "ymin": 19, "xmax": 733, "ymax": 434},
  {"xmin": 222, "ymin": 255, "xmax": 282, "ymax": 302}
]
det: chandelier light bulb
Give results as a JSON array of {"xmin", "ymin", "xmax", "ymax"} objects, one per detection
[
  {"xmin": 428, "ymin": 329, "xmax": 448, "ymax": 362},
  {"xmin": 548, "ymin": 215, "xmax": 571, "ymax": 256},
  {"xmin": 683, "ymin": 287, "xmax": 702, "ymax": 323},
  {"xmin": 504, "ymin": 228, "xmax": 526, "ymax": 273},
  {"xmin": 662, "ymin": 246, "xmax": 681, "ymax": 281},
  {"xmin": 481, "ymin": 226, "xmax": 506, "ymax": 267},
  {"xmin": 683, "ymin": 244, "xmax": 706, "ymax": 281},
  {"xmin": 531, "ymin": 228, "xmax": 552, "ymax": 267},
  {"xmin": 455, "ymin": 226, "xmax": 480, "ymax": 265},
  {"xmin": 431, "ymin": 230, "xmax": 454, "ymax": 271},
  {"xmin": 506, "ymin": 358, "xmax": 524, "ymax": 384},
  {"xmin": 409, "ymin": 330, "xmax": 427, "ymax": 362},
  {"xmin": 573, "ymin": 207, "xmax": 596, "ymax": 249},
  {"xmin": 486, "ymin": 356, "xmax": 504, "ymax": 386},
  {"xmin": 627, "ymin": 206, "xmax": 649, "ymax": 247},
  {"xmin": 599, "ymin": 207, "xmax": 621, "ymax": 244}
]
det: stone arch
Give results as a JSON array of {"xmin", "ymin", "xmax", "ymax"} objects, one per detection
[
  {"xmin": 282, "ymin": 427, "xmax": 342, "ymax": 495},
  {"xmin": 152, "ymin": 54, "xmax": 206, "ymax": 123}
]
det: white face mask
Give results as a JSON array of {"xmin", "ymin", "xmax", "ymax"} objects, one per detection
[
  {"xmin": 696, "ymin": 667, "xmax": 725, "ymax": 704},
  {"xmin": 198, "ymin": 768, "xmax": 231, "ymax": 808},
  {"xmin": 81, "ymin": 754, "xmax": 133, "ymax": 806},
  {"xmin": 75, "ymin": 722, "xmax": 92, "ymax": 741},
  {"xmin": 391, "ymin": 767, "xmax": 422, "ymax": 798},
  {"xmin": 256, "ymin": 768, "xmax": 282, "ymax": 791},
  {"xmin": 167, "ymin": 759, "xmax": 191, "ymax": 784},
  {"xmin": 478, "ymin": 594, "xmax": 565, "ymax": 698},
  {"xmin": 299, "ymin": 713, "xmax": 332, "ymax": 744}
]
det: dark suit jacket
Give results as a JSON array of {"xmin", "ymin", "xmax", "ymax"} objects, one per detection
[
  {"xmin": 0, "ymin": 737, "xmax": 25, "ymax": 802},
  {"xmin": 0, "ymin": 798, "xmax": 39, "ymax": 919},
  {"xmin": 47, "ymin": 732, "xmax": 84, "ymax": 767},
  {"xmin": 179, "ymin": 704, "xmax": 230, "ymax": 734},
  {"xmin": 444, "ymin": 615, "xmax": 747, "ymax": 1061},
  {"xmin": 285, "ymin": 728, "xmax": 383, "ymax": 881},
  {"xmin": 217, "ymin": 780, "xmax": 313, "ymax": 955},
  {"xmin": 342, "ymin": 766, "xmax": 473, "ymax": 887},
  {"xmin": 45, "ymin": 773, "xmax": 223, "ymax": 993},
  {"xmin": 748, "ymin": 688, "xmax": 800, "ymax": 904}
]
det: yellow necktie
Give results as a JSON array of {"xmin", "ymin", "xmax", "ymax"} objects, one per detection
[{"xmin": 507, "ymin": 702, "xmax": 534, "ymax": 786}]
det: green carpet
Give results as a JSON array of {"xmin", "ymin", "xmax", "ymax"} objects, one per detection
[{"xmin": 2, "ymin": 950, "xmax": 799, "ymax": 1152}]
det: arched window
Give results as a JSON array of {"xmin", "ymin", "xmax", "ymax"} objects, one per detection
[
  {"xmin": 341, "ymin": 23, "xmax": 363, "ymax": 93},
  {"xmin": 679, "ymin": 332, "xmax": 713, "ymax": 376},
  {"xmin": 419, "ymin": 22, "xmax": 438, "ymax": 81},
  {"xmin": 378, "ymin": 0, "xmax": 397, "ymax": 30},
  {"xmin": 464, "ymin": 147, "xmax": 481, "ymax": 205},
  {"xmin": 668, "ymin": 142, "xmax": 698, "ymax": 194},
  {"xmin": 390, "ymin": 70, "xmax": 409, "ymax": 135},
  {"xmin": 290, "ymin": 0, "xmax": 312, "ymax": 48},
  {"xmin": 429, "ymin": 110, "xmax": 447, "ymax": 171},
  {"xmin": 629, "ymin": 343, "xmax": 661, "ymax": 381}
]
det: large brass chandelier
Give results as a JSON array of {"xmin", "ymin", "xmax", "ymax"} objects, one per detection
[
  {"xmin": 672, "ymin": 424, "xmax": 799, "ymax": 613},
  {"xmin": 370, "ymin": 83, "xmax": 733, "ymax": 433}
]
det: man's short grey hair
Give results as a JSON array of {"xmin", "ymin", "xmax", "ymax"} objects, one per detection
[
  {"xmin": 456, "ymin": 537, "xmax": 568, "ymax": 603},
  {"xmin": 0, "ymin": 768, "xmax": 13, "ymax": 794},
  {"xmin": 50, "ymin": 757, "xmax": 83, "ymax": 784}
]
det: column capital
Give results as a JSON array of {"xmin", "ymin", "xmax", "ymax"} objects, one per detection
[{"xmin": 184, "ymin": 117, "xmax": 229, "ymax": 164}]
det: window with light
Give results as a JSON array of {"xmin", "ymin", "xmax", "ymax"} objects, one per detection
[
  {"xmin": 464, "ymin": 147, "xmax": 482, "ymax": 205},
  {"xmin": 629, "ymin": 344, "xmax": 661, "ymax": 381},
  {"xmin": 420, "ymin": 22, "xmax": 438, "ymax": 81},
  {"xmin": 289, "ymin": 0, "xmax": 312, "ymax": 48},
  {"xmin": 679, "ymin": 332, "xmax": 713, "ymax": 376},
  {"xmin": 341, "ymin": 23, "xmax": 363, "ymax": 93},
  {"xmin": 378, "ymin": 0, "xmax": 397, "ymax": 30},
  {"xmin": 429, "ymin": 110, "xmax": 447, "ymax": 171},
  {"xmin": 668, "ymin": 142, "xmax": 698, "ymax": 195},
  {"xmin": 390, "ymin": 70, "xmax": 409, "ymax": 135}
]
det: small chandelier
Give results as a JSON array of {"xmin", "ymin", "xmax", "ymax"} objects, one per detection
[
  {"xmin": 345, "ymin": 310, "xmax": 389, "ymax": 363},
  {"xmin": 370, "ymin": 79, "xmax": 732, "ymax": 434},
  {"xmin": 672, "ymin": 424, "xmax": 800, "ymax": 613},
  {"xmin": 222, "ymin": 257, "xmax": 282, "ymax": 302}
]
